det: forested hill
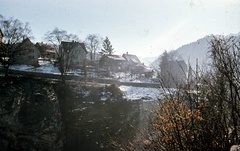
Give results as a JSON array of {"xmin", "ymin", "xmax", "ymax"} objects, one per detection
[
  {"xmin": 174, "ymin": 35, "xmax": 213, "ymax": 69},
  {"xmin": 151, "ymin": 33, "xmax": 240, "ymax": 70}
]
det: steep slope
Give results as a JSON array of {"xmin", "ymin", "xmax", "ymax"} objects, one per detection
[
  {"xmin": 175, "ymin": 35, "xmax": 214, "ymax": 69},
  {"xmin": 152, "ymin": 33, "xmax": 240, "ymax": 70}
]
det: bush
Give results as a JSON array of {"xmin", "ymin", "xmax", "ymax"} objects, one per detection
[{"xmin": 134, "ymin": 36, "xmax": 240, "ymax": 151}]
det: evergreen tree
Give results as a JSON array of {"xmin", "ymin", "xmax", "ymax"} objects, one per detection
[
  {"xmin": 159, "ymin": 50, "xmax": 170, "ymax": 87},
  {"xmin": 100, "ymin": 36, "xmax": 114, "ymax": 56}
]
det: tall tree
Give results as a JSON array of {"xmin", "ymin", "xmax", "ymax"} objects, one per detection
[
  {"xmin": 159, "ymin": 50, "xmax": 169, "ymax": 71},
  {"xmin": 84, "ymin": 34, "xmax": 102, "ymax": 62},
  {"xmin": 159, "ymin": 50, "xmax": 171, "ymax": 87},
  {"xmin": 0, "ymin": 15, "xmax": 34, "ymax": 80},
  {"xmin": 44, "ymin": 27, "xmax": 79, "ymax": 49},
  {"xmin": 44, "ymin": 27, "xmax": 79, "ymax": 82},
  {"xmin": 100, "ymin": 36, "xmax": 114, "ymax": 56},
  {"xmin": 159, "ymin": 50, "xmax": 184, "ymax": 87}
]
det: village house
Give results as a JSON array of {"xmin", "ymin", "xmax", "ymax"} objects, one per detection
[
  {"xmin": 13, "ymin": 38, "xmax": 40, "ymax": 66},
  {"xmin": 0, "ymin": 29, "xmax": 40, "ymax": 67},
  {"xmin": 99, "ymin": 52, "xmax": 153, "ymax": 77},
  {"xmin": 35, "ymin": 42, "xmax": 57, "ymax": 60},
  {"xmin": 99, "ymin": 55, "xmax": 128, "ymax": 73},
  {"xmin": 60, "ymin": 41, "xmax": 88, "ymax": 68},
  {"xmin": 122, "ymin": 52, "xmax": 153, "ymax": 77}
]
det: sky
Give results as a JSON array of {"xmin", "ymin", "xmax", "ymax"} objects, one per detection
[{"xmin": 1, "ymin": 0, "xmax": 240, "ymax": 57}]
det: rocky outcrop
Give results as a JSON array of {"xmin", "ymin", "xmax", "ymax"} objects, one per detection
[{"xmin": 0, "ymin": 78, "xmax": 64, "ymax": 151}]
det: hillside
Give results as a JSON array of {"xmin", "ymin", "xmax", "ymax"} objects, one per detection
[
  {"xmin": 151, "ymin": 33, "xmax": 240, "ymax": 70},
  {"xmin": 174, "ymin": 35, "xmax": 214, "ymax": 69}
]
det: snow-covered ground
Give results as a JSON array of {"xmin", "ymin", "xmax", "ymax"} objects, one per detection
[
  {"xmin": 6, "ymin": 60, "xmax": 60, "ymax": 74},
  {"xmin": 113, "ymin": 73, "xmax": 162, "ymax": 102},
  {"xmin": 119, "ymin": 85, "xmax": 162, "ymax": 102},
  {"xmin": 112, "ymin": 72, "xmax": 155, "ymax": 83},
  {"xmin": 1, "ymin": 61, "xmax": 163, "ymax": 102}
]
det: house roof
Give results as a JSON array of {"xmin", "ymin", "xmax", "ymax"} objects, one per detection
[
  {"xmin": 14, "ymin": 38, "xmax": 32, "ymax": 49},
  {"xmin": 35, "ymin": 42, "xmax": 56, "ymax": 55},
  {"xmin": 61, "ymin": 41, "xmax": 88, "ymax": 54},
  {"xmin": 122, "ymin": 53, "xmax": 141, "ymax": 65},
  {"xmin": 79, "ymin": 43, "xmax": 88, "ymax": 54},
  {"xmin": 21, "ymin": 38, "xmax": 33, "ymax": 46},
  {"xmin": 136, "ymin": 63, "xmax": 153, "ymax": 73},
  {"xmin": 13, "ymin": 38, "xmax": 40, "ymax": 56},
  {"xmin": 107, "ymin": 55, "xmax": 126, "ymax": 61},
  {"xmin": 35, "ymin": 42, "xmax": 53, "ymax": 49}
]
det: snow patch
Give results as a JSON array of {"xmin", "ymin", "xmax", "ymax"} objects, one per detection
[{"xmin": 119, "ymin": 85, "xmax": 162, "ymax": 102}]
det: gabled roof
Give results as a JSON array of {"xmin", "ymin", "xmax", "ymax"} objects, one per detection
[
  {"xmin": 16, "ymin": 38, "xmax": 38, "ymax": 48},
  {"xmin": 35, "ymin": 42, "xmax": 53, "ymax": 49},
  {"xmin": 80, "ymin": 43, "xmax": 88, "ymax": 54},
  {"xmin": 107, "ymin": 55, "xmax": 126, "ymax": 61},
  {"xmin": 14, "ymin": 38, "xmax": 33, "ymax": 50},
  {"xmin": 22, "ymin": 38, "xmax": 32, "ymax": 44},
  {"xmin": 122, "ymin": 53, "xmax": 141, "ymax": 65},
  {"xmin": 61, "ymin": 41, "xmax": 87, "ymax": 54},
  {"xmin": 13, "ymin": 38, "xmax": 40, "ymax": 56},
  {"xmin": 35, "ymin": 42, "xmax": 55, "ymax": 54}
]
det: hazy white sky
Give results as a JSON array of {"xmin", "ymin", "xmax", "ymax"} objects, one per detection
[{"xmin": 1, "ymin": 0, "xmax": 240, "ymax": 57}]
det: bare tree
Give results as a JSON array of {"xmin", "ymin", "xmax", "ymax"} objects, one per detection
[
  {"xmin": 44, "ymin": 27, "xmax": 79, "ymax": 49},
  {"xmin": 84, "ymin": 34, "xmax": 102, "ymax": 63},
  {"xmin": 0, "ymin": 14, "xmax": 34, "ymax": 80},
  {"xmin": 44, "ymin": 27, "xmax": 79, "ymax": 82},
  {"xmin": 209, "ymin": 36, "xmax": 240, "ymax": 145},
  {"xmin": 138, "ymin": 36, "xmax": 240, "ymax": 151}
]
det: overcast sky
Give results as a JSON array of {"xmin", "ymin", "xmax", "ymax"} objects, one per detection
[{"xmin": 1, "ymin": 0, "xmax": 240, "ymax": 57}]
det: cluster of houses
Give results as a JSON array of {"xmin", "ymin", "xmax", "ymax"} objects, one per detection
[
  {"xmin": 0, "ymin": 28, "xmax": 190, "ymax": 86},
  {"xmin": 99, "ymin": 53, "xmax": 153, "ymax": 77},
  {"xmin": 0, "ymin": 29, "xmax": 154, "ymax": 78}
]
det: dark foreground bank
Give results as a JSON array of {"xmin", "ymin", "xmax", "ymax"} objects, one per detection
[{"xmin": 0, "ymin": 77, "xmax": 147, "ymax": 151}]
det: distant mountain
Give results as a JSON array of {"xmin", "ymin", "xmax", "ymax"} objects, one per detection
[
  {"xmin": 151, "ymin": 33, "xmax": 240, "ymax": 70},
  {"xmin": 174, "ymin": 35, "xmax": 214, "ymax": 69}
]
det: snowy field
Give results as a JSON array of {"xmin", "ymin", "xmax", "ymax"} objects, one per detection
[
  {"xmin": 112, "ymin": 72, "xmax": 155, "ymax": 83},
  {"xmin": 9, "ymin": 60, "xmax": 60, "ymax": 74},
  {"xmin": 119, "ymin": 85, "xmax": 162, "ymax": 102},
  {"xmin": 1, "ymin": 61, "xmax": 162, "ymax": 102}
]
